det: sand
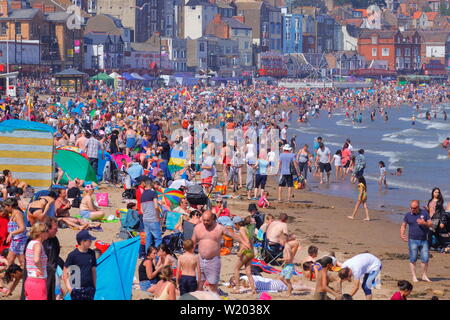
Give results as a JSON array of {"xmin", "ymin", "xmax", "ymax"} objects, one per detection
[{"xmin": 2, "ymin": 175, "xmax": 449, "ymax": 301}]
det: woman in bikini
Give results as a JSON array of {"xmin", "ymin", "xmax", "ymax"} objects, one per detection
[
  {"xmin": 233, "ymin": 216, "xmax": 257, "ymax": 295},
  {"xmin": 27, "ymin": 191, "xmax": 58, "ymax": 226},
  {"xmin": 3, "ymin": 170, "xmax": 28, "ymax": 193}
]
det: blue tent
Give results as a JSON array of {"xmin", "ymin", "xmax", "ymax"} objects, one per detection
[
  {"xmin": 0, "ymin": 119, "xmax": 56, "ymax": 133},
  {"xmin": 64, "ymin": 237, "xmax": 140, "ymax": 300},
  {"xmin": 94, "ymin": 237, "xmax": 140, "ymax": 300},
  {"xmin": 122, "ymin": 72, "xmax": 138, "ymax": 81}
]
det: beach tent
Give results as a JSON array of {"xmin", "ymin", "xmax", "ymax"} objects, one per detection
[
  {"xmin": 90, "ymin": 72, "xmax": 114, "ymax": 86},
  {"xmin": 122, "ymin": 72, "xmax": 138, "ymax": 81},
  {"xmin": 56, "ymin": 145, "xmax": 88, "ymax": 159},
  {"xmin": 94, "ymin": 237, "xmax": 140, "ymax": 300},
  {"xmin": 55, "ymin": 149, "xmax": 97, "ymax": 184},
  {"xmin": 130, "ymin": 73, "xmax": 145, "ymax": 81},
  {"xmin": 0, "ymin": 120, "xmax": 56, "ymax": 190},
  {"xmin": 109, "ymin": 72, "xmax": 123, "ymax": 79}
]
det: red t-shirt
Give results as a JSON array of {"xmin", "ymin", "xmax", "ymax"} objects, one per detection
[
  {"xmin": 390, "ymin": 292, "xmax": 406, "ymax": 300},
  {"xmin": 136, "ymin": 186, "xmax": 145, "ymax": 214}
]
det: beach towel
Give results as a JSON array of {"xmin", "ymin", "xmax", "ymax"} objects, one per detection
[
  {"xmin": 251, "ymin": 259, "xmax": 301, "ymax": 276},
  {"xmin": 164, "ymin": 211, "xmax": 183, "ymax": 231}
]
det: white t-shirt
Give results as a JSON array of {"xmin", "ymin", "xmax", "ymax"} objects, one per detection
[
  {"xmin": 348, "ymin": 144, "xmax": 354, "ymax": 152},
  {"xmin": 333, "ymin": 154, "xmax": 342, "ymax": 167},
  {"xmin": 281, "ymin": 128, "xmax": 287, "ymax": 140},
  {"xmin": 342, "ymin": 253, "xmax": 382, "ymax": 281},
  {"xmin": 317, "ymin": 147, "xmax": 331, "ymax": 164}
]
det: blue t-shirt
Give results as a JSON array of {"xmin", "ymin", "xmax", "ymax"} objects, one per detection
[
  {"xmin": 279, "ymin": 152, "xmax": 295, "ymax": 175},
  {"xmin": 257, "ymin": 159, "xmax": 269, "ymax": 175},
  {"xmin": 403, "ymin": 209, "xmax": 430, "ymax": 241}
]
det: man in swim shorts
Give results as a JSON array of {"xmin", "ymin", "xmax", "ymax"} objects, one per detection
[{"xmin": 192, "ymin": 211, "xmax": 239, "ymax": 293}]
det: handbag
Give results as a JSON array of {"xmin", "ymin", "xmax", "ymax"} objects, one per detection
[{"xmin": 289, "ymin": 160, "xmax": 297, "ymax": 176}]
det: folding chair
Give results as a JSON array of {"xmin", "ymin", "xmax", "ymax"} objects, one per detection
[{"xmin": 261, "ymin": 232, "xmax": 284, "ymax": 266}]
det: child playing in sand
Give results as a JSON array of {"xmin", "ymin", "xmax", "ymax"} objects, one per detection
[
  {"xmin": 390, "ymin": 280, "xmax": 413, "ymax": 300},
  {"xmin": 257, "ymin": 191, "xmax": 270, "ymax": 208},
  {"xmin": 279, "ymin": 243, "xmax": 295, "ymax": 296},
  {"xmin": 176, "ymin": 240, "xmax": 200, "ymax": 295}
]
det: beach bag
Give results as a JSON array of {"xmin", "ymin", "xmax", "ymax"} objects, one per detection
[
  {"xmin": 71, "ymin": 197, "xmax": 81, "ymax": 208},
  {"xmin": 289, "ymin": 160, "xmax": 297, "ymax": 176},
  {"xmin": 95, "ymin": 193, "xmax": 109, "ymax": 207},
  {"xmin": 186, "ymin": 184, "xmax": 208, "ymax": 206}
]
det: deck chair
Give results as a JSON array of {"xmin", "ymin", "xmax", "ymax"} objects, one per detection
[
  {"xmin": 182, "ymin": 220, "xmax": 195, "ymax": 240},
  {"xmin": 261, "ymin": 232, "xmax": 284, "ymax": 266},
  {"xmin": 117, "ymin": 209, "xmax": 140, "ymax": 239}
]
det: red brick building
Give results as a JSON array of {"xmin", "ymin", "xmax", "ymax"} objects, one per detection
[
  {"xmin": 358, "ymin": 30, "xmax": 397, "ymax": 70},
  {"xmin": 395, "ymin": 30, "xmax": 422, "ymax": 73}
]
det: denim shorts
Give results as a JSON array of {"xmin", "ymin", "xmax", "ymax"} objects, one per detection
[
  {"xmin": 80, "ymin": 210, "xmax": 91, "ymax": 219},
  {"xmin": 408, "ymin": 239, "xmax": 429, "ymax": 263}
]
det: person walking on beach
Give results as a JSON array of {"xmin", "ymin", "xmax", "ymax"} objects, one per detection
[
  {"xmin": 348, "ymin": 177, "xmax": 370, "ymax": 221},
  {"xmin": 191, "ymin": 211, "xmax": 239, "ymax": 294},
  {"xmin": 338, "ymin": 253, "xmax": 382, "ymax": 300},
  {"xmin": 316, "ymin": 143, "xmax": 331, "ymax": 184},
  {"xmin": 277, "ymin": 145, "xmax": 298, "ymax": 203},
  {"xmin": 400, "ymin": 200, "xmax": 433, "ymax": 283}
]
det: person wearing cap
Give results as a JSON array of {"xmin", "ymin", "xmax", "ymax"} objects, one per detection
[
  {"xmin": 277, "ymin": 144, "xmax": 299, "ymax": 203},
  {"xmin": 127, "ymin": 158, "xmax": 145, "ymax": 186},
  {"xmin": 63, "ymin": 230, "xmax": 97, "ymax": 300},
  {"xmin": 79, "ymin": 185, "xmax": 105, "ymax": 221}
]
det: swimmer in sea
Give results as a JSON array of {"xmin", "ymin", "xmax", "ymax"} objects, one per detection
[
  {"xmin": 412, "ymin": 115, "xmax": 416, "ymax": 125},
  {"xmin": 442, "ymin": 138, "xmax": 449, "ymax": 149}
]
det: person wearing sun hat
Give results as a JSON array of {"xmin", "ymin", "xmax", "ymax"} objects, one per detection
[{"xmin": 63, "ymin": 230, "xmax": 97, "ymax": 300}]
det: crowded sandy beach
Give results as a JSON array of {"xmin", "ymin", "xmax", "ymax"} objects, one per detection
[{"xmin": 0, "ymin": 79, "xmax": 449, "ymax": 301}]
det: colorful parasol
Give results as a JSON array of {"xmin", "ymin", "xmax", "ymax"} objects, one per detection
[
  {"xmin": 56, "ymin": 145, "xmax": 88, "ymax": 159},
  {"xmin": 156, "ymin": 188, "xmax": 185, "ymax": 210}
]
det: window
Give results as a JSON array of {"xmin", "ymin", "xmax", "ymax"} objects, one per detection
[
  {"xmin": 372, "ymin": 48, "xmax": 377, "ymax": 56},
  {"xmin": 404, "ymin": 57, "xmax": 410, "ymax": 69},
  {"xmin": 295, "ymin": 18, "xmax": 300, "ymax": 30},
  {"xmin": 396, "ymin": 47, "xmax": 401, "ymax": 56},
  {"xmin": 308, "ymin": 37, "xmax": 314, "ymax": 44},
  {"xmin": 150, "ymin": 9, "xmax": 157, "ymax": 21},
  {"xmin": 244, "ymin": 41, "xmax": 249, "ymax": 49},
  {"xmin": 0, "ymin": 23, "xmax": 6, "ymax": 36},
  {"xmin": 286, "ymin": 31, "xmax": 291, "ymax": 41},
  {"xmin": 233, "ymin": 29, "xmax": 238, "ymax": 36},
  {"xmin": 199, "ymin": 42, "xmax": 205, "ymax": 52},
  {"xmin": 371, "ymin": 36, "xmax": 377, "ymax": 44},
  {"xmin": 15, "ymin": 22, "xmax": 21, "ymax": 35},
  {"xmin": 405, "ymin": 48, "xmax": 410, "ymax": 56},
  {"xmin": 382, "ymin": 48, "xmax": 390, "ymax": 56}
]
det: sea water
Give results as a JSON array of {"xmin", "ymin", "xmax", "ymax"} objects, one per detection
[{"xmin": 288, "ymin": 103, "xmax": 450, "ymax": 218}]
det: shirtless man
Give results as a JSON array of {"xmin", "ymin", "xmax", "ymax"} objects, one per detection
[
  {"xmin": 191, "ymin": 211, "xmax": 239, "ymax": 293},
  {"xmin": 75, "ymin": 131, "xmax": 88, "ymax": 150},
  {"xmin": 266, "ymin": 213, "xmax": 300, "ymax": 260}
]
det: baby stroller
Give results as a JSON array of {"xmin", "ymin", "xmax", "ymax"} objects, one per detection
[
  {"xmin": 121, "ymin": 172, "xmax": 136, "ymax": 200},
  {"xmin": 186, "ymin": 183, "xmax": 213, "ymax": 210}
]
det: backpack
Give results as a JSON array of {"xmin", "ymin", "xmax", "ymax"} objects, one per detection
[
  {"xmin": 186, "ymin": 184, "xmax": 208, "ymax": 206},
  {"xmin": 122, "ymin": 188, "xmax": 136, "ymax": 200}
]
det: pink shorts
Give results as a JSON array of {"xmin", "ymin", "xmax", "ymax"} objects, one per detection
[{"xmin": 25, "ymin": 277, "xmax": 47, "ymax": 300}]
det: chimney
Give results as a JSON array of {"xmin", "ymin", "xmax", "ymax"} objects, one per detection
[
  {"xmin": 209, "ymin": 0, "xmax": 216, "ymax": 4},
  {"xmin": 45, "ymin": 5, "xmax": 56, "ymax": 13},
  {"xmin": 233, "ymin": 15, "xmax": 244, "ymax": 23},
  {"xmin": 0, "ymin": 0, "xmax": 9, "ymax": 17},
  {"xmin": 10, "ymin": 0, "xmax": 22, "ymax": 10},
  {"xmin": 212, "ymin": 13, "xmax": 221, "ymax": 23}
]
